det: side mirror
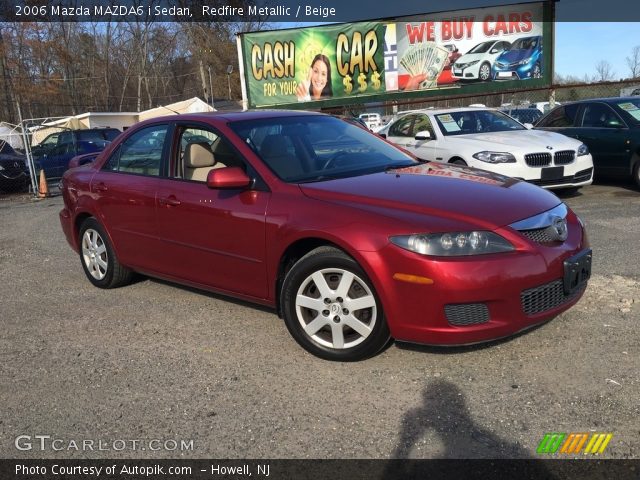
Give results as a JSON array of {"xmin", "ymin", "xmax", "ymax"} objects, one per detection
[
  {"xmin": 206, "ymin": 166, "xmax": 251, "ymax": 189},
  {"xmin": 414, "ymin": 130, "xmax": 432, "ymax": 140},
  {"xmin": 523, "ymin": 123, "xmax": 534, "ymax": 130}
]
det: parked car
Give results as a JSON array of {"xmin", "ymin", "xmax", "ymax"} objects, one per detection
[
  {"xmin": 36, "ymin": 140, "xmax": 109, "ymax": 179},
  {"xmin": 442, "ymin": 44, "xmax": 462, "ymax": 69},
  {"xmin": 493, "ymin": 36, "xmax": 543, "ymax": 80},
  {"xmin": 60, "ymin": 111, "xmax": 591, "ymax": 361},
  {"xmin": 378, "ymin": 107, "xmax": 593, "ymax": 190},
  {"xmin": 0, "ymin": 141, "xmax": 30, "ymax": 193},
  {"xmin": 31, "ymin": 127, "xmax": 121, "ymax": 157},
  {"xmin": 358, "ymin": 113, "xmax": 382, "ymax": 130},
  {"xmin": 451, "ymin": 40, "xmax": 511, "ymax": 81},
  {"xmin": 31, "ymin": 128, "xmax": 121, "ymax": 179},
  {"xmin": 535, "ymin": 97, "xmax": 640, "ymax": 187},
  {"xmin": 499, "ymin": 107, "xmax": 543, "ymax": 125}
]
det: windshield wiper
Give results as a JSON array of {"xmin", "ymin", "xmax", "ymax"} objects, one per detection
[{"xmin": 384, "ymin": 161, "xmax": 420, "ymax": 172}]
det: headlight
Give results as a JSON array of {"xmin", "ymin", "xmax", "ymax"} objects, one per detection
[
  {"xmin": 577, "ymin": 144, "xmax": 589, "ymax": 156},
  {"xmin": 0, "ymin": 165, "xmax": 4, "ymax": 171},
  {"xmin": 519, "ymin": 58, "xmax": 532, "ymax": 65},
  {"xmin": 390, "ymin": 231, "xmax": 514, "ymax": 256},
  {"xmin": 472, "ymin": 151, "xmax": 516, "ymax": 163},
  {"xmin": 457, "ymin": 60, "xmax": 479, "ymax": 69}
]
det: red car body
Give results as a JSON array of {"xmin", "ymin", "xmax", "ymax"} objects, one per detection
[{"xmin": 60, "ymin": 111, "xmax": 590, "ymax": 360}]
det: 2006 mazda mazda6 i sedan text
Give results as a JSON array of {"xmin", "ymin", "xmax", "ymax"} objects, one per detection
[{"xmin": 59, "ymin": 111, "xmax": 592, "ymax": 361}]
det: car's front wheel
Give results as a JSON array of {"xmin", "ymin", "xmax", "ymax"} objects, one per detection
[
  {"xmin": 633, "ymin": 161, "xmax": 640, "ymax": 189},
  {"xmin": 281, "ymin": 247, "xmax": 391, "ymax": 361},
  {"xmin": 479, "ymin": 62, "xmax": 491, "ymax": 81},
  {"xmin": 79, "ymin": 217, "xmax": 132, "ymax": 289},
  {"xmin": 532, "ymin": 63, "xmax": 542, "ymax": 78}
]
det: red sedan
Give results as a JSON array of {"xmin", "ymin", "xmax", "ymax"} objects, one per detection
[{"xmin": 59, "ymin": 111, "xmax": 591, "ymax": 361}]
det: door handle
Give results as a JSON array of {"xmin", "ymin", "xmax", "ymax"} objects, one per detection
[
  {"xmin": 159, "ymin": 196, "xmax": 181, "ymax": 207},
  {"xmin": 94, "ymin": 182, "xmax": 108, "ymax": 192}
]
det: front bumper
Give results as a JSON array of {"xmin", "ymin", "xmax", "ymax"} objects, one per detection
[
  {"xmin": 361, "ymin": 211, "xmax": 589, "ymax": 345},
  {"xmin": 470, "ymin": 154, "xmax": 594, "ymax": 190},
  {"xmin": 493, "ymin": 62, "xmax": 536, "ymax": 80}
]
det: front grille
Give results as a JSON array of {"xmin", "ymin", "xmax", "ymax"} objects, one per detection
[
  {"xmin": 554, "ymin": 150, "xmax": 575, "ymax": 165},
  {"xmin": 525, "ymin": 153, "xmax": 552, "ymax": 167},
  {"xmin": 444, "ymin": 303, "xmax": 490, "ymax": 326},
  {"xmin": 0, "ymin": 163, "xmax": 26, "ymax": 178},
  {"xmin": 519, "ymin": 228, "xmax": 556, "ymax": 243},
  {"xmin": 521, "ymin": 279, "xmax": 584, "ymax": 316}
]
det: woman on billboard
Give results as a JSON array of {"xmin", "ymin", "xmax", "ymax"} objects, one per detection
[{"xmin": 296, "ymin": 54, "xmax": 333, "ymax": 101}]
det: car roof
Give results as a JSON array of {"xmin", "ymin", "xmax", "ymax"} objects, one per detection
[
  {"xmin": 552, "ymin": 97, "xmax": 637, "ymax": 106},
  {"xmin": 396, "ymin": 107, "xmax": 498, "ymax": 116},
  {"xmin": 155, "ymin": 110, "xmax": 323, "ymax": 123}
]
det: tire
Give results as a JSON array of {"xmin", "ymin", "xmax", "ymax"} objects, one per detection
[
  {"xmin": 633, "ymin": 162, "xmax": 640, "ymax": 189},
  {"xmin": 479, "ymin": 62, "xmax": 491, "ymax": 81},
  {"xmin": 281, "ymin": 247, "xmax": 391, "ymax": 361},
  {"xmin": 78, "ymin": 217, "xmax": 132, "ymax": 289},
  {"xmin": 532, "ymin": 63, "xmax": 542, "ymax": 79},
  {"xmin": 450, "ymin": 158, "xmax": 467, "ymax": 166}
]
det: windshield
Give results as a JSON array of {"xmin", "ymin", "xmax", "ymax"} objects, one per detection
[
  {"xmin": 613, "ymin": 100, "xmax": 640, "ymax": 124},
  {"xmin": 468, "ymin": 41, "xmax": 493, "ymax": 54},
  {"xmin": 511, "ymin": 37, "xmax": 538, "ymax": 50},
  {"xmin": 230, "ymin": 115, "xmax": 417, "ymax": 183},
  {"xmin": 434, "ymin": 110, "xmax": 526, "ymax": 136}
]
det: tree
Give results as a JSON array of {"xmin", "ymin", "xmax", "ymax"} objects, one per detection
[
  {"xmin": 626, "ymin": 45, "xmax": 640, "ymax": 79},
  {"xmin": 594, "ymin": 60, "xmax": 615, "ymax": 82}
]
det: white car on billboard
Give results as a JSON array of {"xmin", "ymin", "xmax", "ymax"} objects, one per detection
[
  {"xmin": 378, "ymin": 108, "xmax": 594, "ymax": 190},
  {"xmin": 451, "ymin": 40, "xmax": 512, "ymax": 82}
]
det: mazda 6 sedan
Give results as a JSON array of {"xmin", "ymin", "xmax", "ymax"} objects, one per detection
[{"xmin": 59, "ymin": 111, "xmax": 591, "ymax": 361}]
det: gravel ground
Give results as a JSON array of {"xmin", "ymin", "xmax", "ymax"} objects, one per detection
[{"xmin": 0, "ymin": 181, "xmax": 638, "ymax": 460}]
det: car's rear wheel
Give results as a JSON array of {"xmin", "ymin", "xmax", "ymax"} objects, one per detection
[
  {"xmin": 281, "ymin": 247, "xmax": 391, "ymax": 361},
  {"xmin": 633, "ymin": 161, "xmax": 640, "ymax": 189},
  {"xmin": 79, "ymin": 218, "xmax": 132, "ymax": 289},
  {"xmin": 479, "ymin": 62, "xmax": 491, "ymax": 81}
]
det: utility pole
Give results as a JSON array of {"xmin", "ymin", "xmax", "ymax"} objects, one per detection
[
  {"xmin": 199, "ymin": 60, "xmax": 208, "ymax": 104},
  {"xmin": 208, "ymin": 65, "xmax": 214, "ymax": 109}
]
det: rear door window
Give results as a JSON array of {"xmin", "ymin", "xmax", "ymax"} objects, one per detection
[{"xmin": 103, "ymin": 124, "xmax": 168, "ymax": 176}]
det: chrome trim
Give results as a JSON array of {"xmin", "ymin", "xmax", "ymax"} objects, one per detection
[{"xmin": 509, "ymin": 203, "xmax": 568, "ymax": 230}]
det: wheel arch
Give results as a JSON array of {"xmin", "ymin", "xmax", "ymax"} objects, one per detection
[
  {"xmin": 448, "ymin": 156, "xmax": 467, "ymax": 165},
  {"xmin": 275, "ymin": 238, "xmax": 346, "ymax": 317}
]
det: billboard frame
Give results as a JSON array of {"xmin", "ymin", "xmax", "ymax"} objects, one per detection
[{"xmin": 237, "ymin": 0, "xmax": 555, "ymax": 109}]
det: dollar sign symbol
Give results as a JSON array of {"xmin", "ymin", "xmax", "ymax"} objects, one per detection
[
  {"xmin": 343, "ymin": 75, "xmax": 353, "ymax": 95},
  {"xmin": 371, "ymin": 71, "xmax": 381, "ymax": 90},
  {"xmin": 358, "ymin": 73, "xmax": 367, "ymax": 92}
]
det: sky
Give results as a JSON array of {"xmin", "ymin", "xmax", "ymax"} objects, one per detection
[{"xmin": 554, "ymin": 23, "xmax": 639, "ymax": 80}]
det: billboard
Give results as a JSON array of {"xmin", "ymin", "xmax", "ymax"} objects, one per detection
[{"xmin": 237, "ymin": 2, "xmax": 552, "ymax": 109}]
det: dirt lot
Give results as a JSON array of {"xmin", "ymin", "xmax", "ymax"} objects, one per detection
[{"xmin": 0, "ymin": 181, "xmax": 638, "ymax": 460}]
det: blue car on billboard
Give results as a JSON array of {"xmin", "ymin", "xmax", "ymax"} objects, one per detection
[{"xmin": 492, "ymin": 36, "xmax": 543, "ymax": 80}]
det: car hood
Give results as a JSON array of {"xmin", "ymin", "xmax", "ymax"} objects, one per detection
[
  {"xmin": 498, "ymin": 49, "xmax": 535, "ymax": 63},
  {"xmin": 299, "ymin": 163, "xmax": 561, "ymax": 230},
  {"xmin": 445, "ymin": 129, "xmax": 581, "ymax": 151},
  {"xmin": 457, "ymin": 52, "xmax": 490, "ymax": 64}
]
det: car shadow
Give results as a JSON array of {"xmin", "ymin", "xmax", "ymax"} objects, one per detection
[
  {"xmin": 592, "ymin": 176, "xmax": 639, "ymax": 194},
  {"xmin": 394, "ymin": 319, "xmax": 552, "ymax": 356},
  {"xmin": 145, "ymin": 277, "xmax": 276, "ymax": 314},
  {"xmin": 383, "ymin": 379, "xmax": 557, "ymax": 478}
]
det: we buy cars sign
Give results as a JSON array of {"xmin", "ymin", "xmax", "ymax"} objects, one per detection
[{"xmin": 238, "ymin": 1, "xmax": 551, "ymax": 109}]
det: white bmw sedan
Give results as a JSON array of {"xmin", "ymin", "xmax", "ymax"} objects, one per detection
[{"xmin": 378, "ymin": 108, "xmax": 594, "ymax": 190}]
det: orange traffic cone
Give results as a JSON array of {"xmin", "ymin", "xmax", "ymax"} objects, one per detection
[{"xmin": 38, "ymin": 169, "xmax": 49, "ymax": 198}]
